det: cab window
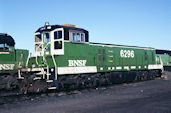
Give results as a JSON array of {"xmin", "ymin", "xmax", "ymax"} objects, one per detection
[
  {"xmin": 81, "ymin": 33, "xmax": 84, "ymax": 41},
  {"xmin": 70, "ymin": 31, "xmax": 85, "ymax": 43},
  {"xmin": 0, "ymin": 44, "xmax": 9, "ymax": 52},
  {"xmin": 0, "ymin": 44, "xmax": 3, "ymax": 48},
  {"xmin": 44, "ymin": 33, "xmax": 50, "ymax": 43},
  {"xmin": 72, "ymin": 33, "xmax": 76, "ymax": 41},
  {"xmin": 54, "ymin": 31, "xmax": 62, "ymax": 39},
  {"xmin": 54, "ymin": 41, "xmax": 62, "ymax": 49},
  {"xmin": 35, "ymin": 34, "xmax": 42, "ymax": 42},
  {"xmin": 76, "ymin": 33, "xmax": 81, "ymax": 42}
]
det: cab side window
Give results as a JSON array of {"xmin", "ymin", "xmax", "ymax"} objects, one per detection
[
  {"xmin": 72, "ymin": 33, "xmax": 76, "ymax": 41},
  {"xmin": 54, "ymin": 31, "xmax": 62, "ymax": 39},
  {"xmin": 35, "ymin": 34, "xmax": 42, "ymax": 42},
  {"xmin": 81, "ymin": 33, "xmax": 84, "ymax": 42},
  {"xmin": 44, "ymin": 33, "xmax": 50, "ymax": 43},
  {"xmin": 0, "ymin": 44, "xmax": 3, "ymax": 52},
  {"xmin": 70, "ymin": 30, "xmax": 85, "ymax": 43},
  {"xmin": 54, "ymin": 30, "xmax": 63, "ymax": 50},
  {"xmin": 76, "ymin": 33, "xmax": 81, "ymax": 42},
  {"xmin": 54, "ymin": 41, "xmax": 62, "ymax": 49},
  {"xmin": 0, "ymin": 44, "xmax": 9, "ymax": 52}
]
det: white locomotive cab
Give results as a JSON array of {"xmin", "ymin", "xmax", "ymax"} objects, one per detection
[{"xmin": 51, "ymin": 28, "xmax": 64, "ymax": 55}]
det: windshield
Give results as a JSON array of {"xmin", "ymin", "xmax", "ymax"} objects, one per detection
[
  {"xmin": 44, "ymin": 33, "xmax": 50, "ymax": 43},
  {"xmin": 35, "ymin": 34, "xmax": 42, "ymax": 42},
  {"xmin": 0, "ymin": 43, "xmax": 9, "ymax": 52}
]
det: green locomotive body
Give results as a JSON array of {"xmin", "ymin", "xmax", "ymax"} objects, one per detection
[
  {"xmin": 27, "ymin": 24, "xmax": 163, "ymax": 73},
  {"xmin": 28, "ymin": 38, "xmax": 162, "ymax": 74},
  {"xmin": 22, "ymin": 23, "xmax": 163, "ymax": 92}
]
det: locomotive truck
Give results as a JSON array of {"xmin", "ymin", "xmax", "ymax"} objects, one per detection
[{"xmin": 18, "ymin": 23, "xmax": 163, "ymax": 93}]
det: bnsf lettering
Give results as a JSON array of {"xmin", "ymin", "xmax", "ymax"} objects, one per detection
[
  {"xmin": 0, "ymin": 64, "xmax": 15, "ymax": 70},
  {"xmin": 68, "ymin": 60, "xmax": 87, "ymax": 67}
]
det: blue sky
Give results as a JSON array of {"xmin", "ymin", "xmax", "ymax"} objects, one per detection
[{"xmin": 0, "ymin": 0, "xmax": 171, "ymax": 54}]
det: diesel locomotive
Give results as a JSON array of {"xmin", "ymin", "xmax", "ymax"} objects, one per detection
[
  {"xmin": 1, "ymin": 23, "xmax": 170, "ymax": 93},
  {"xmin": 18, "ymin": 23, "xmax": 164, "ymax": 93},
  {"xmin": 0, "ymin": 33, "xmax": 29, "ymax": 90}
]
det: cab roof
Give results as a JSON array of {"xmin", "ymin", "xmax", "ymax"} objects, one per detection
[
  {"xmin": 0, "ymin": 33, "xmax": 15, "ymax": 46},
  {"xmin": 156, "ymin": 49, "xmax": 171, "ymax": 56},
  {"xmin": 36, "ymin": 24, "xmax": 88, "ymax": 33}
]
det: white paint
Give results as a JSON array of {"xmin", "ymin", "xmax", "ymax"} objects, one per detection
[
  {"xmin": 120, "ymin": 50, "xmax": 134, "ymax": 58},
  {"xmin": 33, "ymin": 77, "xmax": 42, "ymax": 80},
  {"xmin": 108, "ymin": 60, "xmax": 113, "ymax": 62},
  {"xmin": 108, "ymin": 50, "xmax": 113, "ymax": 53},
  {"xmin": 68, "ymin": 60, "xmax": 87, "ymax": 67},
  {"xmin": 18, "ymin": 70, "xmax": 24, "ymax": 79},
  {"xmin": 57, "ymin": 66, "xmax": 97, "ymax": 75},
  {"xmin": 88, "ymin": 42, "xmax": 155, "ymax": 50},
  {"xmin": 48, "ymin": 87, "xmax": 57, "ymax": 90},
  {"xmin": 47, "ymin": 26, "xmax": 51, "ymax": 29},
  {"xmin": 131, "ymin": 66, "xmax": 136, "ymax": 69},
  {"xmin": 0, "ymin": 64, "xmax": 15, "ymax": 70},
  {"xmin": 108, "ymin": 55, "xmax": 113, "ymax": 57},
  {"xmin": 116, "ymin": 66, "xmax": 122, "ymax": 70},
  {"xmin": 108, "ymin": 67, "xmax": 111, "ymax": 70},
  {"xmin": 46, "ymin": 80, "xmax": 53, "ymax": 83},
  {"xmin": 124, "ymin": 66, "xmax": 129, "ymax": 70},
  {"xmin": 144, "ymin": 66, "xmax": 147, "ymax": 68},
  {"xmin": 21, "ymin": 68, "xmax": 42, "ymax": 72},
  {"xmin": 51, "ymin": 28, "xmax": 64, "ymax": 55},
  {"xmin": 108, "ymin": 67, "xmax": 115, "ymax": 70},
  {"xmin": 34, "ymin": 32, "xmax": 41, "ymax": 35},
  {"xmin": 0, "ymin": 52, "xmax": 10, "ymax": 54},
  {"xmin": 64, "ymin": 41, "xmax": 155, "ymax": 50},
  {"xmin": 45, "ymin": 52, "xmax": 49, "ymax": 55},
  {"xmin": 100, "ymin": 67, "xmax": 103, "ymax": 70},
  {"xmin": 138, "ymin": 66, "xmax": 141, "ymax": 69},
  {"xmin": 148, "ymin": 64, "xmax": 163, "ymax": 70}
]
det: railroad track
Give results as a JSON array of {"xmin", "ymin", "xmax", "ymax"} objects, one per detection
[
  {"xmin": 0, "ymin": 89, "xmax": 83, "ymax": 105},
  {"xmin": 0, "ymin": 76, "xmax": 162, "ymax": 105}
]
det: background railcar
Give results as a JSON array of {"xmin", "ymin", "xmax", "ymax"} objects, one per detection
[
  {"xmin": 156, "ymin": 49, "xmax": 171, "ymax": 71},
  {"xmin": 0, "ymin": 33, "xmax": 29, "ymax": 90}
]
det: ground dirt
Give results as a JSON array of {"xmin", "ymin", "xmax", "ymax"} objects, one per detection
[{"xmin": 0, "ymin": 71, "xmax": 171, "ymax": 113}]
